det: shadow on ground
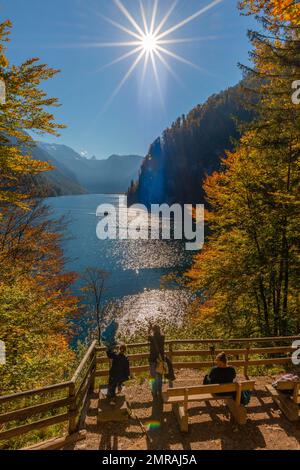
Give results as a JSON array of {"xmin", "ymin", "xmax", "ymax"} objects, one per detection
[{"xmin": 71, "ymin": 374, "xmax": 300, "ymax": 451}]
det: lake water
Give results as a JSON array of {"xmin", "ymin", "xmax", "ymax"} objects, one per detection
[{"xmin": 46, "ymin": 194, "xmax": 193, "ymax": 337}]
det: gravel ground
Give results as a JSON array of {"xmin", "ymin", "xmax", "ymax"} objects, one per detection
[{"xmin": 69, "ymin": 369, "xmax": 300, "ymax": 451}]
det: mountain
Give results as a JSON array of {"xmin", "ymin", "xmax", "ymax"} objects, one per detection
[
  {"xmin": 30, "ymin": 144, "xmax": 87, "ymax": 196},
  {"xmin": 4, "ymin": 134, "xmax": 87, "ymax": 197},
  {"xmin": 127, "ymin": 82, "xmax": 253, "ymax": 207},
  {"xmin": 37, "ymin": 142, "xmax": 143, "ymax": 194}
]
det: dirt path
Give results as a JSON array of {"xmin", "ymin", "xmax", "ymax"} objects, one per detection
[{"xmin": 71, "ymin": 370, "xmax": 300, "ymax": 451}]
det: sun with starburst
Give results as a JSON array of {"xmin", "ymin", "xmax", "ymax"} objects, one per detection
[{"xmin": 95, "ymin": 0, "xmax": 223, "ymax": 106}]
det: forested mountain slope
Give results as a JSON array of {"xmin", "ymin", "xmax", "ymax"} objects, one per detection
[{"xmin": 128, "ymin": 82, "xmax": 253, "ymax": 206}]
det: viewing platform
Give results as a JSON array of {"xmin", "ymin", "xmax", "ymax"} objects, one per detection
[{"xmin": 0, "ymin": 335, "xmax": 299, "ymax": 450}]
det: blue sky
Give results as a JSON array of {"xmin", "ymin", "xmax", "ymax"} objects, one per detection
[{"xmin": 2, "ymin": 0, "xmax": 256, "ymax": 159}]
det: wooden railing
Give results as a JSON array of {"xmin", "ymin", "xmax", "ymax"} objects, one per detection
[
  {"xmin": 95, "ymin": 335, "xmax": 300, "ymax": 379},
  {"xmin": 0, "ymin": 340, "xmax": 97, "ymax": 444},
  {"xmin": 0, "ymin": 335, "xmax": 299, "ymax": 446}
]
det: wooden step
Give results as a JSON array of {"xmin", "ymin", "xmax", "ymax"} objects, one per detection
[
  {"xmin": 266, "ymin": 385, "xmax": 299, "ymax": 422},
  {"xmin": 98, "ymin": 395, "xmax": 130, "ymax": 423}
]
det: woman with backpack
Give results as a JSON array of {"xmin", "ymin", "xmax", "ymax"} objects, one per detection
[{"xmin": 148, "ymin": 323, "xmax": 166, "ymax": 402}]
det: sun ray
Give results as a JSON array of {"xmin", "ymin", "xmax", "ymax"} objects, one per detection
[
  {"xmin": 99, "ymin": 46, "xmax": 144, "ymax": 71},
  {"xmin": 156, "ymin": 0, "xmax": 223, "ymax": 40},
  {"xmin": 93, "ymin": 0, "xmax": 220, "ymax": 110},
  {"xmin": 154, "ymin": 49, "xmax": 183, "ymax": 86},
  {"xmin": 153, "ymin": 0, "xmax": 179, "ymax": 37},
  {"xmin": 105, "ymin": 49, "xmax": 146, "ymax": 108},
  {"xmin": 150, "ymin": 0, "xmax": 159, "ymax": 35},
  {"xmin": 156, "ymin": 45, "xmax": 202, "ymax": 71},
  {"xmin": 139, "ymin": 0, "xmax": 149, "ymax": 35},
  {"xmin": 141, "ymin": 50, "xmax": 151, "ymax": 85},
  {"xmin": 64, "ymin": 41, "xmax": 142, "ymax": 48},
  {"xmin": 150, "ymin": 49, "xmax": 165, "ymax": 109},
  {"xmin": 114, "ymin": 0, "xmax": 145, "ymax": 38},
  {"xmin": 99, "ymin": 14, "xmax": 143, "ymax": 41},
  {"xmin": 158, "ymin": 35, "xmax": 221, "ymax": 45}
]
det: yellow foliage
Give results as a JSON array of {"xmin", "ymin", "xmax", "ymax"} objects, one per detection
[
  {"xmin": 0, "ymin": 20, "xmax": 65, "ymax": 212},
  {"xmin": 240, "ymin": 0, "xmax": 300, "ymax": 25}
]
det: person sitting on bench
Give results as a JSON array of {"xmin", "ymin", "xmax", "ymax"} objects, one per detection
[
  {"xmin": 204, "ymin": 352, "xmax": 236, "ymax": 397},
  {"xmin": 107, "ymin": 344, "xmax": 130, "ymax": 405}
]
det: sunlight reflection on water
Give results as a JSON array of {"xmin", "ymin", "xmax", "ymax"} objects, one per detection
[
  {"xmin": 47, "ymin": 194, "xmax": 194, "ymax": 338},
  {"xmin": 106, "ymin": 289, "xmax": 192, "ymax": 338}
]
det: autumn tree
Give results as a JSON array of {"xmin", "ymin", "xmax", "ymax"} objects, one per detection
[
  {"xmin": 186, "ymin": 2, "xmax": 300, "ymax": 337},
  {"xmin": 0, "ymin": 21, "xmax": 78, "ymax": 394},
  {"xmin": 0, "ymin": 20, "xmax": 65, "ymax": 210},
  {"xmin": 240, "ymin": 0, "xmax": 300, "ymax": 25},
  {"xmin": 0, "ymin": 199, "xmax": 81, "ymax": 392}
]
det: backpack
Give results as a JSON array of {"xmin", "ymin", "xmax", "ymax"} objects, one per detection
[
  {"xmin": 156, "ymin": 354, "xmax": 168, "ymax": 375},
  {"xmin": 152, "ymin": 335, "xmax": 168, "ymax": 376},
  {"xmin": 241, "ymin": 390, "xmax": 251, "ymax": 406}
]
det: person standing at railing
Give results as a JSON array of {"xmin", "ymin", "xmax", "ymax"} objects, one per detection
[
  {"xmin": 148, "ymin": 324, "xmax": 166, "ymax": 402},
  {"xmin": 106, "ymin": 344, "xmax": 130, "ymax": 406}
]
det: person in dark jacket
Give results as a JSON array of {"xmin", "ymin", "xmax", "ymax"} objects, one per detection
[
  {"xmin": 148, "ymin": 324, "xmax": 165, "ymax": 401},
  {"xmin": 107, "ymin": 344, "xmax": 130, "ymax": 405},
  {"xmin": 204, "ymin": 352, "xmax": 236, "ymax": 397}
]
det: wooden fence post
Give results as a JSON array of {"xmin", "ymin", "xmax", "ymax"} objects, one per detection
[
  {"xmin": 184, "ymin": 389, "xmax": 188, "ymax": 415},
  {"xmin": 293, "ymin": 383, "xmax": 300, "ymax": 404},
  {"xmin": 236, "ymin": 382, "xmax": 242, "ymax": 406},
  {"xmin": 68, "ymin": 381, "xmax": 78, "ymax": 435},
  {"xmin": 89, "ymin": 346, "xmax": 97, "ymax": 393},
  {"xmin": 244, "ymin": 345, "xmax": 250, "ymax": 379},
  {"xmin": 168, "ymin": 342, "xmax": 174, "ymax": 388}
]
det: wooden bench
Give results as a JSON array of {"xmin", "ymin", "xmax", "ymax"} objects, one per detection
[
  {"xmin": 163, "ymin": 381, "xmax": 255, "ymax": 432},
  {"xmin": 266, "ymin": 381, "xmax": 300, "ymax": 422}
]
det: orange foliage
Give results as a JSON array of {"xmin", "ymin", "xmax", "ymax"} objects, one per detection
[{"xmin": 240, "ymin": 0, "xmax": 300, "ymax": 25}]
